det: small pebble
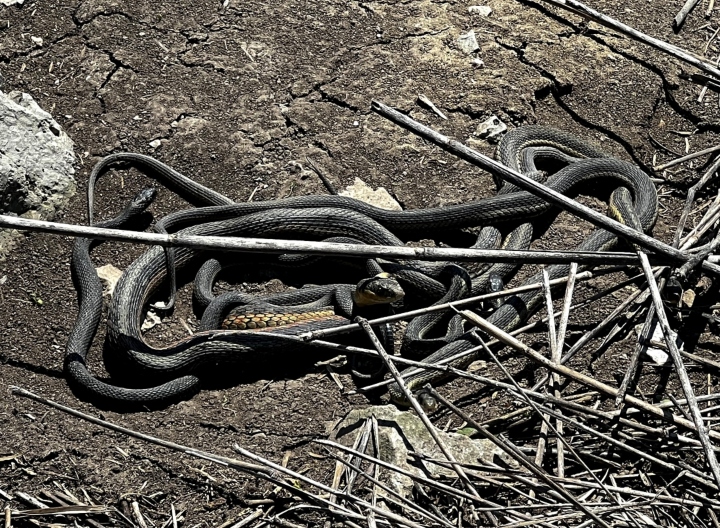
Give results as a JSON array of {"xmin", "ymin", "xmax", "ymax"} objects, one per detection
[
  {"xmin": 468, "ymin": 5, "xmax": 492, "ymax": 16},
  {"xmin": 474, "ymin": 115, "xmax": 507, "ymax": 139},
  {"xmin": 457, "ymin": 30, "xmax": 479, "ymax": 54},
  {"xmin": 682, "ymin": 289, "xmax": 696, "ymax": 308}
]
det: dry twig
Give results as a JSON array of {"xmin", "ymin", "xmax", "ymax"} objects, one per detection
[
  {"xmin": 654, "ymin": 143, "xmax": 720, "ymax": 171},
  {"xmin": 427, "ymin": 387, "xmax": 611, "ymax": 525},
  {"xmin": 637, "ymin": 251, "xmax": 720, "ymax": 488},
  {"xmin": 536, "ymin": 0, "xmax": 720, "ymax": 79},
  {"xmin": 0, "ymin": 214, "xmax": 665, "ymax": 267},
  {"xmin": 451, "ymin": 314, "xmax": 720, "ymax": 441},
  {"xmin": 371, "ymin": 100, "xmax": 693, "ymax": 266},
  {"xmin": 674, "ymin": 0, "xmax": 703, "ymax": 30}
]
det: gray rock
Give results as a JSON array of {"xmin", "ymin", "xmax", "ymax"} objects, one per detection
[
  {"xmin": 0, "ymin": 90, "xmax": 76, "ymax": 255},
  {"xmin": 457, "ymin": 30, "xmax": 480, "ymax": 55},
  {"xmin": 333, "ymin": 405, "xmax": 517, "ymax": 497}
]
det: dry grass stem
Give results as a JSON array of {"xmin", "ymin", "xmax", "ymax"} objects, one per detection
[
  {"xmin": 372, "ymin": 100, "xmax": 692, "ymax": 265},
  {"xmin": 637, "ymin": 251, "xmax": 720, "ymax": 488},
  {"xmin": 538, "ymin": 0, "xmax": 720, "ymax": 79},
  {"xmin": 455, "ymin": 312, "xmax": 720, "ymax": 440},
  {"xmin": 653, "ymin": 143, "xmax": 720, "ymax": 171}
]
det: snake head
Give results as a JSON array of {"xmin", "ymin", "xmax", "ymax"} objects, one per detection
[
  {"xmin": 354, "ymin": 272, "xmax": 405, "ymax": 306},
  {"xmin": 123, "ymin": 187, "xmax": 158, "ymax": 216}
]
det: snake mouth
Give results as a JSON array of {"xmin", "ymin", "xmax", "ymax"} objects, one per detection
[{"xmin": 354, "ymin": 272, "xmax": 405, "ymax": 306}]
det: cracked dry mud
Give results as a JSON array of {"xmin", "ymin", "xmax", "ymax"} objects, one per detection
[{"xmin": 2, "ymin": 0, "xmax": 720, "ymax": 524}]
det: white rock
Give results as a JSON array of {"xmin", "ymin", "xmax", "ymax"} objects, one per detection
[
  {"xmin": 30, "ymin": 36, "xmax": 43, "ymax": 47},
  {"xmin": 457, "ymin": 30, "xmax": 479, "ymax": 55},
  {"xmin": 0, "ymin": 0, "xmax": 23, "ymax": 4},
  {"xmin": 474, "ymin": 115, "xmax": 507, "ymax": 139},
  {"xmin": 339, "ymin": 178, "xmax": 402, "ymax": 211},
  {"xmin": 141, "ymin": 310, "xmax": 162, "ymax": 331},
  {"xmin": 96, "ymin": 264, "xmax": 123, "ymax": 297},
  {"xmin": 149, "ymin": 139, "xmax": 162, "ymax": 149},
  {"xmin": 634, "ymin": 323, "xmax": 684, "ymax": 365},
  {"xmin": 646, "ymin": 346, "xmax": 669, "ymax": 365},
  {"xmin": 468, "ymin": 5, "xmax": 492, "ymax": 16}
]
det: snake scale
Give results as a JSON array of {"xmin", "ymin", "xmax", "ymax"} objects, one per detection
[{"xmin": 66, "ymin": 126, "xmax": 658, "ymax": 405}]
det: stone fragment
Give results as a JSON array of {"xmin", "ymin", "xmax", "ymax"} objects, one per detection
[
  {"xmin": 457, "ymin": 30, "xmax": 480, "ymax": 55},
  {"xmin": 681, "ymin": 288, "xmax": 695, "ymax": 308},
  {"xmin": 142, "ymin": 310, "xmax": 162, "ymax": 331},
  {"xmin": 0, "ymin": 0, "xmax": 24, "ymax": 6},
  {"xmin": 645, "ymin": 344, "xmax": 669, "ymax": 365},
  {"xmin": 474, "ymin": 115, "xmax": 507, "ymax": 139},
  {"xmin": 634, "ymin": 323, "xmax": 684, "ymax": 365},
  {"xmin": 30, "ymin": 36, "xmax": 43, "ymax": 47},
  {"xmin": 96, "ymin": 264, "xmax": 123, "ymax": 297},
  {"xmin": 417, "ymin": 94, "xmax": 448, "ymax": 120},
  {"xmin": 468, "ymin": 5, "xmax": 492, "ymax": 16},
  {"xmin": 339, "ymin": 178, "xmax": 402, "ymax": 211},
  {"xmin": 333, "ymin": 405, "xmax": 517, "ymax": 497},
  {"xmin": 149, "ymin": 139, "xmax": 162, "ymax": 149}
]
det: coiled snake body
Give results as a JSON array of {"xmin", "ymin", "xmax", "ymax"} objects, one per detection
[{"xmin": 68, "ymin": 126, "xmax": 658, "ymax": 405}]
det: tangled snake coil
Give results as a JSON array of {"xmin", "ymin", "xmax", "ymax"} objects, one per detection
[{"xmin": 65, "ymin": 126, "xmax": 658, "ymax": 406}]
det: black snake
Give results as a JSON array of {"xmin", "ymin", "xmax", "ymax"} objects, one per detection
[{"xmin": 67, "ymin": 126, "xmax": 658, "ymax": 405}]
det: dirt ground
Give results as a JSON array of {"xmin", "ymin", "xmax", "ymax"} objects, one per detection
[{"xmin": 2, "ymin": 0, "xmax": 720, "ymax": 525}]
